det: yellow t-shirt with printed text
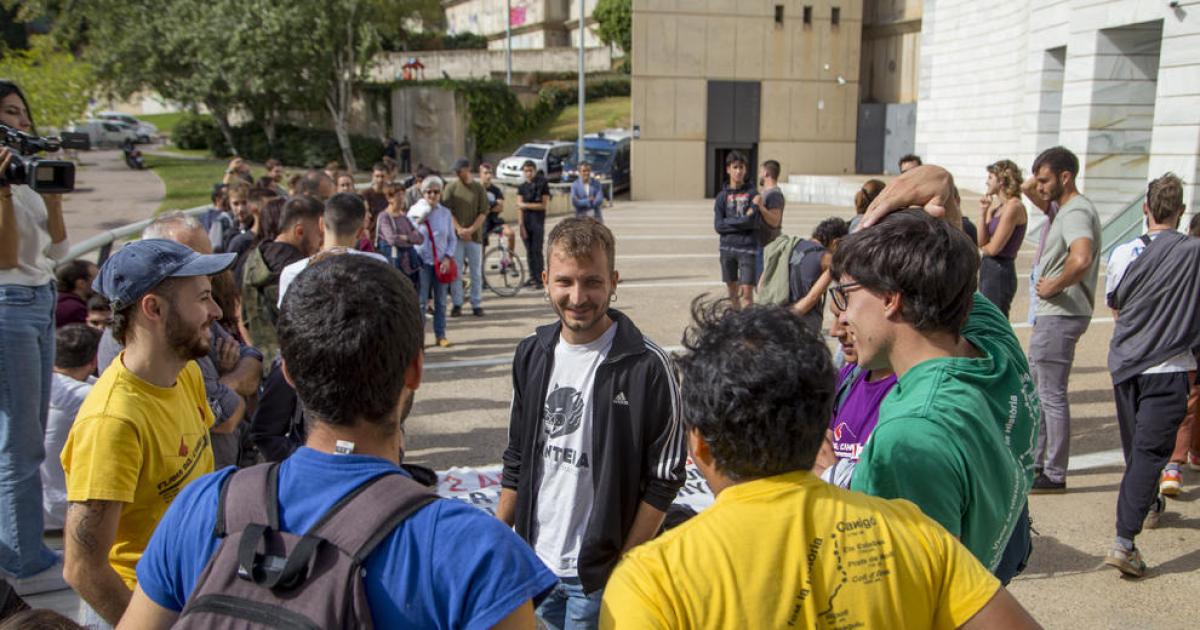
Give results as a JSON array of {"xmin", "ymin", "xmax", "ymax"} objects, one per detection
[
  {"xmin": 601, "ymin": 471, "xmax": 1000, "ymax": 630},
  {"xmin": 61, "ymin": 354, "xmax": 214, "ymax": 589}
]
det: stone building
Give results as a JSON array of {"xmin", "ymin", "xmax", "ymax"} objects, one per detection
[
  {"xmin": 914, "ymin": 0, "xmax": 1200, "ymax": 220},
  {"xmin": 444, "ymin": 0, "xmax": 612, "ymax": 52},
  {"xmin": 630, "ymin": 0, "xmax": 862, "ymax": 200}
]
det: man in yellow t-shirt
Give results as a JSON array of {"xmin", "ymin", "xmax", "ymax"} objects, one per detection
[
  {"xmin": 600, "ymin": 304, "xmax": 1041, "ymax": 630},
  {"xmin": 61, "ymin": 239, "xmax": 235, "ymax": 626}
]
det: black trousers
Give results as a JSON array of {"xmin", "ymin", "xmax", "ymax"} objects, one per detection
[
  {"xmin": 523, "ymin": 210, "xmax": 545, "ymax": 285},
  {"xmin": 980, "ymin": 256, "xmax": 1016, "ymax": 318},
  {"xmin": 1113, "ymin": 372, "xmax": 1189, "ymax": 539}
]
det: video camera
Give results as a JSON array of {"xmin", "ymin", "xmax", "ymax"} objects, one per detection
[{"xmin": 0, "ymin": 122, "xmax": 87, "ymax": 194}]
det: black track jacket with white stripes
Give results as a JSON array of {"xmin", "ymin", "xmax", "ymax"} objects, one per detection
[{"xmin": 502, "ymin": 308, "xmax": 687, "ymax": 593}]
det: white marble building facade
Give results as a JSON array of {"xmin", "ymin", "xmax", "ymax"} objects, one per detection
[{"xmin": 914, "ymin": 0, "xmax": 1200, "ymax": 221}]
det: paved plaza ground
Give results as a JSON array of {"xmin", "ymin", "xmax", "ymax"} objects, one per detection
[{"xmin": 42, "ymin": 153, "xmax": 1199, "ymax": 628}]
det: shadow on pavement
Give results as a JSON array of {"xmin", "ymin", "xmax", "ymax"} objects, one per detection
[
  {"xmin": 1017, "ymin": 535, "xmax": 1105, "ymax": 578},
  {"xmin": 405, "ymin": 426, "xmax": 510, "ymax": 469},
  {"xmin": 1068, "ymin": 388, "xmax": 1116, "ymax": 405},
  {"xmin": 1146, "ymin": 548, "xmax": 1200, "ymax": 579},
  {"xmin": 414, "ymin": 396, "xmax": 508, "ymax": 415}
]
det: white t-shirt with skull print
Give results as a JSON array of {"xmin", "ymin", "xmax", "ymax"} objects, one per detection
[{"xmin": 533, "ymin": 322, "xmax": 618, "ymax": 577}]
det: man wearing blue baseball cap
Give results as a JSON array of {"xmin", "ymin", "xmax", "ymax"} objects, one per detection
[{"xmin": 59, "ymin": 239, "xmax": 235, "ymax": 627}]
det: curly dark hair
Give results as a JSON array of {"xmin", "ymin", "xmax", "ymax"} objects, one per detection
[
  {"xmin": 831, "ymin": 209, "xmax": 978, "ymax": 334},
  {"xmin": 676, "ymin": 299, "xmax": 835, "ymax": 480},
  {"xmin": 812, "ymin": 217, "xmax": 849, "ymax": 248},
  {"xmin": 278, "ymin": 255, "xmax": 422, "ymax": 430}
]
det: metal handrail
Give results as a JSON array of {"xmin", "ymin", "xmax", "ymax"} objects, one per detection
[
  {"xmin": 64, "ymin": 205, "xmax": 210, "ymax": 265},
  {"xmin": 1100, "ymin": 193, "xmax": 1148, "ymax": 259}
]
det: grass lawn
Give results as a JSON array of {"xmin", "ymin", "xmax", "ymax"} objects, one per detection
[
  {"xmin": 156, "ymin": 146, "xmax": 214, "ymax": 159},
  {"xmin": 144, "ymin": 153, "xmax": 227, "ymax": 212},
  {"xmin": 138, "ymin": 112, "xmax": 200, "ymax": 137},
  {"xmin": 504, "ymin": 96, "xmax": 631, "ymax": 153}
]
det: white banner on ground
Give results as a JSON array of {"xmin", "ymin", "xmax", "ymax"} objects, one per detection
[{"xmin": 436, "ymin": 458, "xmax": 716, "ymax": 515}]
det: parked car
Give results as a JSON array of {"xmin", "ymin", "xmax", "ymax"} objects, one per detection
[
  {"xmin": 495, "ymin": 141, "xmax": 575, "ymax": 184},
  {"xmin": 562, "ymin": 130, "xmax": 632, "ymax": 194},
  {"xmin": 66, "ymin": 119, "xmax": 140, "ymax": 148},
  {"xmin": 95, "ymin": 111, "xmax": 158, "ymax": 143}
]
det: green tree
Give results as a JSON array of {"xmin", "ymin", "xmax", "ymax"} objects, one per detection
[
  {"xmin": 593, "ymin": 0, "xmax": 631, "ymax": 55},
  {"xmin": 0, "ymin": 35, "xmax": 93, "ymax": 131}
]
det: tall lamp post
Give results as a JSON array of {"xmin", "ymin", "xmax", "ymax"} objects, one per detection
[
  {"xmin": 506, "ymin": 0, "xmax": 513, "ymax": 85},
  {"xmin": 577, "ymin": 0, "xmax": 585, "ymax": 166}
]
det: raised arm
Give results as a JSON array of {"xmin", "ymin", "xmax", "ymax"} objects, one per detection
[
  {"xmin": 861, "ymin": 165, "xmax": 962, "ymax": 230},
  {"xmin": 1021, "ymin": 176, "xmax": 1051, "ymax": 214}
]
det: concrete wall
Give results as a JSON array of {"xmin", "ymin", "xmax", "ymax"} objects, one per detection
[
  {"xmin": 371, "ymin": 47, "xmax": 613, "ymax": 82},
  {"xmin": 630, "ymin": 0, "xmax": 862, "ymax": 200},
  {"xmin": 391, "ymin": 87, "xmax": 474, "ymax": 171},
  {"xmin": 444, "ymin": 0, "xmax": 571, "ymax": 50},
  {"xmin": 914, "ymin": 0, "xmax": 1200, "ymax": 220}
]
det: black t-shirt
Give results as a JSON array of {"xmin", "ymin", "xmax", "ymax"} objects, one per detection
[
  {"xmin": 759, "ymin": 186, "xmax": 786, "ymax": 246},
  {"xmin": 518, "ymin": 178, "xmax": 552, "ymax": 209}
]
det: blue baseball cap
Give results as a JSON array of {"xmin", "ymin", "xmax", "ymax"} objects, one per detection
[{"xmin": 93, "ymin": 239, "xmax": 236, "ymax": 311}]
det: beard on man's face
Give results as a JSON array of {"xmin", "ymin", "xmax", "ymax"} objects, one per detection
[{"xmin": 164, "ymin": 306, "xmax": 211, "ymax": 361}]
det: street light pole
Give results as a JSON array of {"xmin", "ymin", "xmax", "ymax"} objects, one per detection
[
  {"xmin": 506, "ymin": 0, "xmax": 513, "ymax": 86},
  {"xmin": 577, "ymin": 0, "xmax": 585, "ymax": 165}
]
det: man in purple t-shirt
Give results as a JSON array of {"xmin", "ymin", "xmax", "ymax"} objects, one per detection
[{"xmin": 816, "ymin": 301, "xmax": 897, "ymax": 487}]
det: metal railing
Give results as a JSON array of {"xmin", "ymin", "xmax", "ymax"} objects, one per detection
[
  {"xmin": 1099, "ymin": 193, "xmax": 1148, "ymax": 259},
  {"xmin": 64, "ymin": 205, "xmax": 210, "ymax": 265}
]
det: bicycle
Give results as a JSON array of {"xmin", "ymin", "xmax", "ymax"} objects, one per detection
[{"xmin": 464, "ymin": 225, "xmax": 526, "ymax": 297}]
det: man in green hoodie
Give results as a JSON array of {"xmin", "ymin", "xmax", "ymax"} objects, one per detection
[{"xmin": 832, "ymin": 166, "xmax": 1037, "ymax": 582}]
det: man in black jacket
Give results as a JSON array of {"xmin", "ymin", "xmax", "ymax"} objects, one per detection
[
  {"xmin": 497, "ymin": 217, "xmax": 686, "ymax": 629},
  {"xmin": 713, "ymin": 151, "xmax": 759, "ymax": 310}
]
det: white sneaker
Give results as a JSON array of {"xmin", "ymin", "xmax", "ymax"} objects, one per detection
[{"xmin": 9, "ymin": 560, "xmax": 68, "ymax": 596}]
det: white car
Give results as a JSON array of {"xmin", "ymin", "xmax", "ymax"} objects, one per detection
[
  {"xmin": 96, "ymin": 111, "xmax": 158, "ymax": 143},
  {"xmin": 495, "ymin": 142, "xmax": 574, "ymax": 185},
  {"xmin": 67, "ymin": 119, "xmax": 140, "ymax": 148}
]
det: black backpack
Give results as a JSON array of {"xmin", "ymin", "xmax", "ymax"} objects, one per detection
[{"xmin": 174, "ymin": 463, "xmax": 436, "ymax": 629}]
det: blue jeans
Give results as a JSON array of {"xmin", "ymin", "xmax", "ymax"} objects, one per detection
[
  {"xmin": 574, "ymin": 206, "xmax": 604, "ymax": 224},
  {"xmin": 451, "ymin": 240, "xmax": 483, "ymax": 309},
  {"xmin": 536, "ymin": 577, "xmax": 602, "ymax": 630},
  {"xmin": 0, "ymin": 283, "xmax": 58, "ymax": 578},
  {"xmin": 418, "ymin": 264, "xmax": 449, "ymax": 340}
]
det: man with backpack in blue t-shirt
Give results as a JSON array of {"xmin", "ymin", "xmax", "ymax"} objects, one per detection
[{"xmin": 118, "ymin": 255, "xmax": 556, "ymax": 629}]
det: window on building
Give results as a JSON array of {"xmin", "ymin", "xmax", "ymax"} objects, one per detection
[
  {"xmin": 775, "ymin": 4, "xmax": 784, "ymax": 26},
  {"xmin": 832, "ymin": 6, "xmax": 841, "ymax": 26},
  {"xmin": 803, "ymin": 5, "xmax": 813, "ymax": 25}
]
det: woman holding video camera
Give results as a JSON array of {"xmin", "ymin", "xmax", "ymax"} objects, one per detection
[{"xmin": 0, "ymin": 79, "xmax": 70, "ymax": 593}]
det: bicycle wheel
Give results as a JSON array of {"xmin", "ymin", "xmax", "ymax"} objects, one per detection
[{"xmin": 483, "ymin": 246, "xmax": 526, "ymax": 297}]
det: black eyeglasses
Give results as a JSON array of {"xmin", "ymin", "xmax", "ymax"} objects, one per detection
[
  {"xmin": 424, "ymin": 189, "xmax": 441, "ymax": 196},
  {"xmin": 827, "ymin": 281, "xmax": 862, "ymax": 310}
]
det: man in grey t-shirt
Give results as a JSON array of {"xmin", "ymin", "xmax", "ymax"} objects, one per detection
[{"xmin": 1021, "ymin": 146, "xmax": 1101, "ymax": 494}]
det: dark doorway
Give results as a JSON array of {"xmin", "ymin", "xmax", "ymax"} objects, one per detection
[{"xmin": 706, "ymin": 81, "xmax": 761, "ymax": 197}]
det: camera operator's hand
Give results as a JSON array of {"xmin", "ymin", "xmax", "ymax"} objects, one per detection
[{"xmin": 0, "ymin": 146, "xmax": 12, "ymax": 193}]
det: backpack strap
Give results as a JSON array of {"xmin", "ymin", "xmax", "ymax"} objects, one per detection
[
  {"xmin": 213, "ymin": 462, "xmax": 281, "ymax": 538},
  {"xmin": 307, "ymin": 472, "xmax": 438, "ymax": 563}
]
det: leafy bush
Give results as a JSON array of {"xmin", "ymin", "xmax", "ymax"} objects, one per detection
[
  {"xmin": 204, "ymin": 123, "xmax": 384, "ymax": 168},
  {"xmin": 442, "ymin": 32, "xmax": 489, "ymax": 50},
  {"xmin": 172, "ymin": 113, "xmax": 221, "ymax": 150}
]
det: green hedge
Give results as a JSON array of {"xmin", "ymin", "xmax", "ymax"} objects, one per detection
[
  {"xmin": 173, "ymin": 113, "xmax": 221, "ymax": 151},
  {"xmin": 436, "ymin": 76, "xmax": 631, "ymax": 152},
  {"xmin": 176, "ymin": 116, "xmax": 384, "ymax": 168},
  {"xmin": 213, "ymin": 123, "xmax": 384, "ymax": 168}
]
